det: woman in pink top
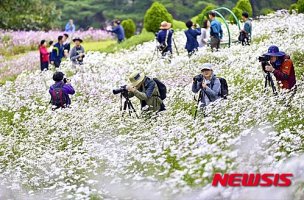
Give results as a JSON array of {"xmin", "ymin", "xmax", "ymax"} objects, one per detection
[{"xmin": 39, "ymin": 40, "xmax": 49, "ymax": 71}]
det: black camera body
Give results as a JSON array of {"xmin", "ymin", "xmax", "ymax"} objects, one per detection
[
  {"xmin": 63, "ymin": 78, "xmax": 70, "ymax": 83},
  {"xmin": 258, "ymin": 55, "xmax": 271, "ymax": 73},
  {"xmin": 193, "ymin": 75, "xmax": 203, "ymax": 83},
  {"xmin": 113, "ymin": 85, "xmax": 127, "ymax": 95}
]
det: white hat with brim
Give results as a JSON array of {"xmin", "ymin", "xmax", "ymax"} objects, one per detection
[
  {"xmin": 129, "ymin": 71, "xmax": 145, "ymax": 87},
  {"xmin": 200, "ymin": 63, "xmax": 213, "ymax": 71},
  {"xmin": 160, "ymin": 21, "xmax": 172, "ymax": 30}
]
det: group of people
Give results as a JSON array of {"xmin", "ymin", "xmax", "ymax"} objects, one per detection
[
  {"xmin": 46, "ymin": 11, "xmax": 296, "ymax": 116},
  {"xmin": 39, "ymin": 33, "xmax": 85, "ymax": 71},
  {"xmin": 156, "ymin": 11, "xmax": 252, "ymax": 58}
]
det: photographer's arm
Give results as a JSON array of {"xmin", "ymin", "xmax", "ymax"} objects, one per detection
[
  {"xmin": 133, "ymin": 81, "xmax": 155, "ymax": 101},
  {"xmin": 70, "ymin": 48, "xmax": 80, "ymax": 61},
  {"xmin": 204, "ymin": 79, "xmax": 221, "ymax": 99},
  {"xmin": 63, "ymin": 84, "xmax": 75, "ymax": 95},
  {"xmin": 192, "ymin": 81, "xmax": 201, "ymax": 93}
]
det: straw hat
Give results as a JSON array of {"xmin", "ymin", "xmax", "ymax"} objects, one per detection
[
  {"xmin": 129, "ymin": 71, "xmax": 145, "ymax": 87},
  {"xmin": 159, "ymin": 21, "xmax": 172, "ymax": 30}
]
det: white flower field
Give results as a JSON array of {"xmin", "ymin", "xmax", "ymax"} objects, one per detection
[{"xmin": 0, "ymin": 12, "xmax": 304, "ymax": 199}]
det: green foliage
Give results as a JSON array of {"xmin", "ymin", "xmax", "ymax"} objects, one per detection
[
  {"xmin": 144, "ymin": 2, "xmax": 173, "ymax": 33},
  {"xmin": 252, "ymin": 34, "xmax": 270, "ymax": 44},
  {"xmin": 291, "ymin": 50, "xmax": 304, "ymax": 79},
  {"xmin": 173, "ymin": 20, "xmax": 187, "ymax": 30},
  {"xmin": 261, "ymin": 8, "xmax": 275, "ymax": 15},
  {"xmin": 196, "ymin": 4, "xmax": 216, "ymax": 26},
  {"xmin": 230, "ymin": 0, "xmax": 252, "ymax": 24},
  {"xmin": 229, "ymin": 7, "xmax": 242, "ymax": 24},
  {"xmin": 121, "ymin": 19, "xmax": 136, "ymax": 39},
  {"xmin": 101, "ymin": 31, "xmax": 154, "ymax": 53},
  {"xmin": 298, "ymin": 0, "xmax": 304, "ymax": 13},
  {"xmin": 289, "ymin": 3, "xmax": 298, "ymax": 13},
  {"xmin": 236, "ymin": 0, "xmax": 253, "ymax": 16},
  {"xmin": 0, "ymin": 0, "xmax": 59, "ymax": 30}
]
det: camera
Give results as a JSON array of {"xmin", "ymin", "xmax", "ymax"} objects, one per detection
[
  {"xmin": 193, "ymin": 75, "xmax": 203, "ymax": 82},
  {"xmin": 113, "ymin": 85, "xmax": 127, "ymax": 95},
  {"xmin": 258, "ymin": 55, "xmax": 270, "ymax": 73},
  {"xmin": 63, "ymin": 78, "xmax": 70, "ymax": 83}
]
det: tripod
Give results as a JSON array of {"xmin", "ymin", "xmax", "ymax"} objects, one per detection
[
  {"xmin": 194, "ymin": 89, "xmax": 203, "ymax": 120},
  {"xmin": 264, "ymin": 72, "xmax": 277, "ymax": 95},
  {"xmin": 120, "ymin": 92, "xmax": 138, "ymax": 118}
]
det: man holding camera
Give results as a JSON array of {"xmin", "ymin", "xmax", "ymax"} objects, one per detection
[
  {"xmin": 209, "ymin": 11, "xmax": 223, "ymax": 52},
  {"xmin": 107, "ymin": 20, "xmax": 125, "ymax": 43},
  {"xmin": 49, "ymin": 72, "xmax": 75, "ymax": 110},
  {"xmin": 126, "ymin": 71, "xmax": 165, "ymax": 112},
  {"xmin": 192, "ymin": 63, "xmax": 221, "ymax": 108},
  {"xmin": 184, "ymin": 20, "xmax": 201, "ymax": 56},
  {"xmin": 70, "ymin": 37, "xmax": 85, "ymax": 65},
  {"xmin": 264, "ymin": 45, "xmax": 296, "ymax": 90},
  {"xmin": 156, "ymin": 21, "xmax": 173, "ymax": 56}
]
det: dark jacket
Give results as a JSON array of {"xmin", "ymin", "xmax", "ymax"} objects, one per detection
[
  {"xmin": 184, "ymin": 28, "xmax": 201, "ymax": 52},
  {"xmin": 49, "ymin": 81, "xmax": 75, "ymax": 105},
  {"xmin": 129, "ymin": 77, "xmax": 164, "ymax": 112},
  {"xmin": 192, "ymin": 74, "xmax": 221, "ymax": 107},
  {"xmin": 157, "ymin": 29, "xmax": 173, "ymax": 52},
  {"xmin": 110, "ymin": 25, "xmax": 125, "ymax": 42},
  {"xmin": 51, "ymin": 42, "xmax": 64, "ymax": 63},
  {"xmin": 70, "ymin": 45, "xmax": 85, "ymax": 64}
]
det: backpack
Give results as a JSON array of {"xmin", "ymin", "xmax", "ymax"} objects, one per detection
[
  {"xmin": 153, "ymin": 78, "xmax": 167, "ymax": 100},
  {"xmin": 211, "ymin": 77, "xmax": 228, "ymax": 99},
  {"xmin": 50, "ymin": 83, "xmax": 67, "ymax": 109}
]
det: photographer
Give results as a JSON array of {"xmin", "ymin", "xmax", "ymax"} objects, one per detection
[
  {"xmin": 126, "ymin": 71, "xmax": 165, "ymax": 112},
  {"xmin": 209, "ymin": 11, "xmax": 223, "ymax": 52},
  {"xmin": 107, "ymin": 20, "xmax": 125, "ymax": 43},
  {"xmin": 184, "ymin": 20, "xmax": 201, "ymax": 56},
  {"xmin": 49, "ymin": 72, "xmax": 75, "ymax": 110},
  {"xmin": 156, "ymin": 21, "xmax": 173, "ymax": 56},
  {"xmin": 264, "ymin": 45, "xmax": 296, "ymax": 90},
  {"xmin": 70, "ymin": 37, "xmax": 85, "ymax": 65},
  {"xmin": 192, "ymin": 63, "xmax": 221, "ymax": 108}
]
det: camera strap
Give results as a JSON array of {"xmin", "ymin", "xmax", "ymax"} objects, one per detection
[{"xmin": 164, "ymin": 30, "xmax": 169, "ymax": 46}]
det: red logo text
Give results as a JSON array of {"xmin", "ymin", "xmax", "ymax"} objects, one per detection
[{"xmin": 212, "ymin": 173, "xmax": 293, "ymax": 187}]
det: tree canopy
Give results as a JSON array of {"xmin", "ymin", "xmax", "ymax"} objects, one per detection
[{"xmin": 0, "ymin": 0, "xmax": 298, "ymax": 30}]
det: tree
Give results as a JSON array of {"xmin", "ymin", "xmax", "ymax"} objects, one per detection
[
  {"xmin": 235, "ymin": 0, "xmax": 253, "ymax": 17},
  {"xmin": 196, "ymin": 4, "xmax": 216, "ymax": 26},
  {"xmin": 0, "ymin": 0, "xmax": 59, "ymax": 30},
  {"xmin": 121, "ymin": 19, "xmax": 136, "ymax": 39},
  {"xmin": 143, "ymin": 2, "xmax": 173, "ymax": 33},
  {"xmin": 297, "ymin": 0, "xmax": 304, "ymax": 13}
]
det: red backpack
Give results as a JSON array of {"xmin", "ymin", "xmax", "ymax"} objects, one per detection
[{"xmin": 50, "ymin": 83, "xmax": 67, "ymax": 110}]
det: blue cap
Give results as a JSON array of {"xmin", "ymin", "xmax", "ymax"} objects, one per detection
[{"xmin": 264, "ymin": 45, "xmax": 285, "ymax": 57}]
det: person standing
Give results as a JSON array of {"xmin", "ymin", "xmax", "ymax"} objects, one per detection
[
  {"xmin": 107, "ymin": 20, "xmax": 125, "ymax": 43},
  {"xmin": 156, "ymin": 21, "xmax": 173, "ymax": 56},
  {"xmin": 184, "ymin": 20, "xmax": 201, "ymax": 57},
  {"xmin": 65, "ymin": 19, "xmax": 75, "ymax": 33},
  {"xmin": 239, "ymin": 12, "xmax": 252, "ymax": 45},
  {"xmin": 63, "ymin": 33, "xmax": 71, "ymax": 55},
  {"xmin": 39, "ymin": 40, "xmax": 49, "ymax": 71},
  {"xmin": 70, "ymin": 37, "xmax": 85, "ymax": 65},
  {"xmin": 198, "ymin": 19, "xmax": 211, "ymax": 48},
  {"xmin": 209, "ymin": 11, "xmax": 223, "ymax": 52},
  {"xmin": 51, "ymin": 36, "xmax": 64, "ymax": 68}
]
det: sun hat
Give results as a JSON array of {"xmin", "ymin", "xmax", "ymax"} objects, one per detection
[
  {"xmin": 72, "ymin": 37, "xmax": 83, "ymax": 43},
  {"xmin": 200, "ymin": 63, "xmax": 213, "ymax": 71},
  {"xmin": 160, "ymin": 21, "xmax": 172, "ymax": 30},
  {"xmin": 264, "ymin": 45, "xmax": 285, "ymax": 57},
  {"xmin": 129, "ymin": 71, "xmax": 145, "ymax": 87}
]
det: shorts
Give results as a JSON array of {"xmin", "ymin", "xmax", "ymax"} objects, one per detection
[{"xmin": 210, "ymin": 37, "xmax": 220, "ymax": 51}]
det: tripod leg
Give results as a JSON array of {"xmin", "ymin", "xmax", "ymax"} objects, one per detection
[
  {"xmin": 128, "ymin": 101, "xmax": 138, "ymax": 118},
  {"xmin": 173, "ymin": 38, "xmax": 179, "ymax": 55}
]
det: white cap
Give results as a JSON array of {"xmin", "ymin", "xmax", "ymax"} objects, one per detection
[{"xmin": 200, "ymin": 63, "xmax": 213, "ymax": 71}]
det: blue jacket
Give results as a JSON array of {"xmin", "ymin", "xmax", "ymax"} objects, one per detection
[
  {"xmin": 184, "ymin": 28, "xmax": 201, "ymax": 52},
  {"xmin": 65, "ymin": 23, "xmax": 75, "ymax": 32},
  {"xmin": 192, "ymin": 74, "xmax": 221, "ymax": 107},
  {"xmin": 49, "ymin": 81, "xmax": 75, "ymax": 105},
  {"xmin": 210, "ymin": 19, "xmax": 223, "ymax": 39},
  {"xmin": 110, "ymin": 25, "xmax": 125, "ymax": 41},
  {"xmin": 157, "ymin": 29, "xmax": 173, "ymax": 52},
  {"xmin": 51, "ymin": 42, "xmax": 64, "ymax": 63}
]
